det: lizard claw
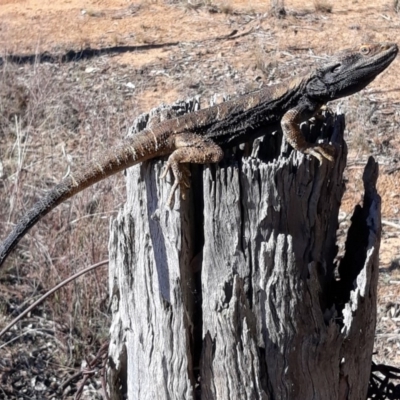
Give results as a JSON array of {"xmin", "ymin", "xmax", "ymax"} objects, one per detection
[
  {"xmin": 304, "ymin": 143, "xmax": 336, "ymax": 164},
  {"xmin": 160, "ymin": 163, "xmax": 171, "ymax": 180},
  {"xmin": 312, "ymin": 105, "xmax": 334, "ymax": 121},
  {"xmin": 179, "ymin": 165, "xmax": 191, "ymax": 188},
  {"xmin": 166, "ymin": 180, "xmax": 179, "ymax": 208},
  {"xmin": 162, "ymin": 161, "xmax": 191, "ymax": 208}
]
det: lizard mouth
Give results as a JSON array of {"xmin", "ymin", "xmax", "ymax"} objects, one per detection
[
  {"xmin": 362, "ymin": 43, "xmax": 398, "ymax": 75},
  {"xmin": 327, "ymin": 43, "xmax": 398, "ymax": 99}
]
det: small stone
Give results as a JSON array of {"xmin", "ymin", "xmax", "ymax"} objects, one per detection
[
  {"xmin": 125, "ymin": 82, "xmax": 135, "ymax": 89},
  {"xmin": 85, "ymin": 67, "xmax": 98, "ymax": 73}
]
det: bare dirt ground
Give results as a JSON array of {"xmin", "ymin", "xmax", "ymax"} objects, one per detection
[{"xmin": 0, "ymin": 0, "xmax": 400, "ymax": 398}]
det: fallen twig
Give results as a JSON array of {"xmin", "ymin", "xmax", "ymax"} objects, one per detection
[{"xmin": 0, "ymin": 259, "xmax": 108, "ymax": 340}]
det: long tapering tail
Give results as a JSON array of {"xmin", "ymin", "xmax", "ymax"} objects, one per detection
[{"xmin": 0, "ymin": 130, "xmax": 165, "ymax": 268}]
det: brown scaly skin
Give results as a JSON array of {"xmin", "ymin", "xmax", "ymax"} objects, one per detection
[{"xmin": 0, "ymin": 43, "xmax": 397, "ymax": 268}]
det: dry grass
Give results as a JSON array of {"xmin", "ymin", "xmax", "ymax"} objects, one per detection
[
  {"xmin": 219, "ymin": 2, "xmax": 234, "ymax": 14},
  {"xmin": 270, "ymin": 0, "xmax": 286, "ymax": 17},
  {"xmin": 0, "ymin": 0, "xmax": 400, "ymax": 396},
  {"xmin": 0, "ymin": 57, "xmax": 139, "ymax": 383},
  {"xmin": 179, "ymin": 0, "xmax": 214, "ymax": 12},
  {"xmin": 313, "ymin": 0, "xmax": 332, "ymax": 13}
]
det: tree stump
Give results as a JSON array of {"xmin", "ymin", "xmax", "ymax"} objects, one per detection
[{"xmin": 107, "ymin": 98, "xmax": 381, "ymax": 400}]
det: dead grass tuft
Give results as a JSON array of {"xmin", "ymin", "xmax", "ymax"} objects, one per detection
[
  {"xmin": 253, "ymin": 48, "xmax": 279, "ymax": 82},
  {"xmin": 0, "ymin": 56, "xmax": 136, "ymax": 389},
  {"xmin": 179, "ymin": 0, "xmax": 213, "ymax": 11},
  {"xmin": 84, "ymin": 9, "xmax": 106, "ymax": 18},
  {"xmin": 313, "ymin": 0, "xmax": 333, "ymax": 13},
  {"xmin": 219, "ymin": 2, "xmax": 234, "ymax": 14},
  {"xmin": 270, "ymin": 0, "xmax": 286, "ymax": 18}
]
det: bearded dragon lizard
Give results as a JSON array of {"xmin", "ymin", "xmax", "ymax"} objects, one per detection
[{"xmin": 0, "ymin": 43, "xmax": 397, "ymax": 267}]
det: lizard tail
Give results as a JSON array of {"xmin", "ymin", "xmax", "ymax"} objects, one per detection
[{"xmin": 0, "ymin": 130, "xmax": 164, "ymax": 268}]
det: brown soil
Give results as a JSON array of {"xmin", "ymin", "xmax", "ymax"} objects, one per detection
[{"xmin": 0, "ymin": 0, "xmax": 400, "ymax": 397}]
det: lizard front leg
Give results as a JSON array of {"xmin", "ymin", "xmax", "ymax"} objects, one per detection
[
  {"xmin": 161, "ymin": 133, "xmax": 224, "ymax": 206},
  {"xmin": 281, "ymin": 104, "xmax": 335, "ymax": 164}
]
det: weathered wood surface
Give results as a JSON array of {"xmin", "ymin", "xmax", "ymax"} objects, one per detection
[{"xmin": 107, "ymin": 99, "xmax": 381, "ymax": 400}]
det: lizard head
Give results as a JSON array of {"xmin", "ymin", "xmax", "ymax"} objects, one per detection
[{"xmin": 307, "ymin": 43, "xmax": 398, "ymax": 101}]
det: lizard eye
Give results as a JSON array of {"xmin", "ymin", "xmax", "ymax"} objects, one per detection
[
  {"xmin": 331, "ymin": 64, "xmax": 341, "ymax": 73},
  {"xmin": 360, "ymin": 45, "xmax": 371, "ymax": 55}
]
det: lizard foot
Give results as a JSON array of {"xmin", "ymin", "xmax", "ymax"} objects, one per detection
[
  {"xmin": 304, "ymin": 143, "xmax": 336, "ymax": 164},
  {"xmin": 161, "ymin": 162, "xmax": 191, "ymax": 207},
  {"xmin": 312, "ymin": 105, "xmax": 334, "ymax": 121}
]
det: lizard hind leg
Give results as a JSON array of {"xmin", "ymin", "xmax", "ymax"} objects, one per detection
[{"xmin": 161, "ymin": 133, "xmax": 224, "ymax": 207}]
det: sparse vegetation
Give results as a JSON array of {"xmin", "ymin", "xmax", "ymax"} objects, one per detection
[
  {"xmin": 180, "ymin": 0, "xmax": 214, "ymax": 11},
  {"xmin": 254, "ymin": 47, "xmax": 279, "ymax": 81},
  {"xmin": 394, "ymin": 0, "xmax": 400, "ymax": 13},
  {"xmin": 270, "ymin": 0, "xmax": 286, "ymax": 17},
  {"xmin": 313, "ymin": 0, "xmax": 333, "ymax": 13},
  {"xmin": 0, "ymin": 58, "xmax": 135, "ymax": 397},
  {"xmin": 219, "ymin": 2, "xmax": 234, "ymax": 14},
  {"xmin": 84, "ymin": 9, "xmax": 106, "ymax": 18},
  {"xmin": 0, "ymin": 0, "xmax": 400, "ymax": 397}
]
